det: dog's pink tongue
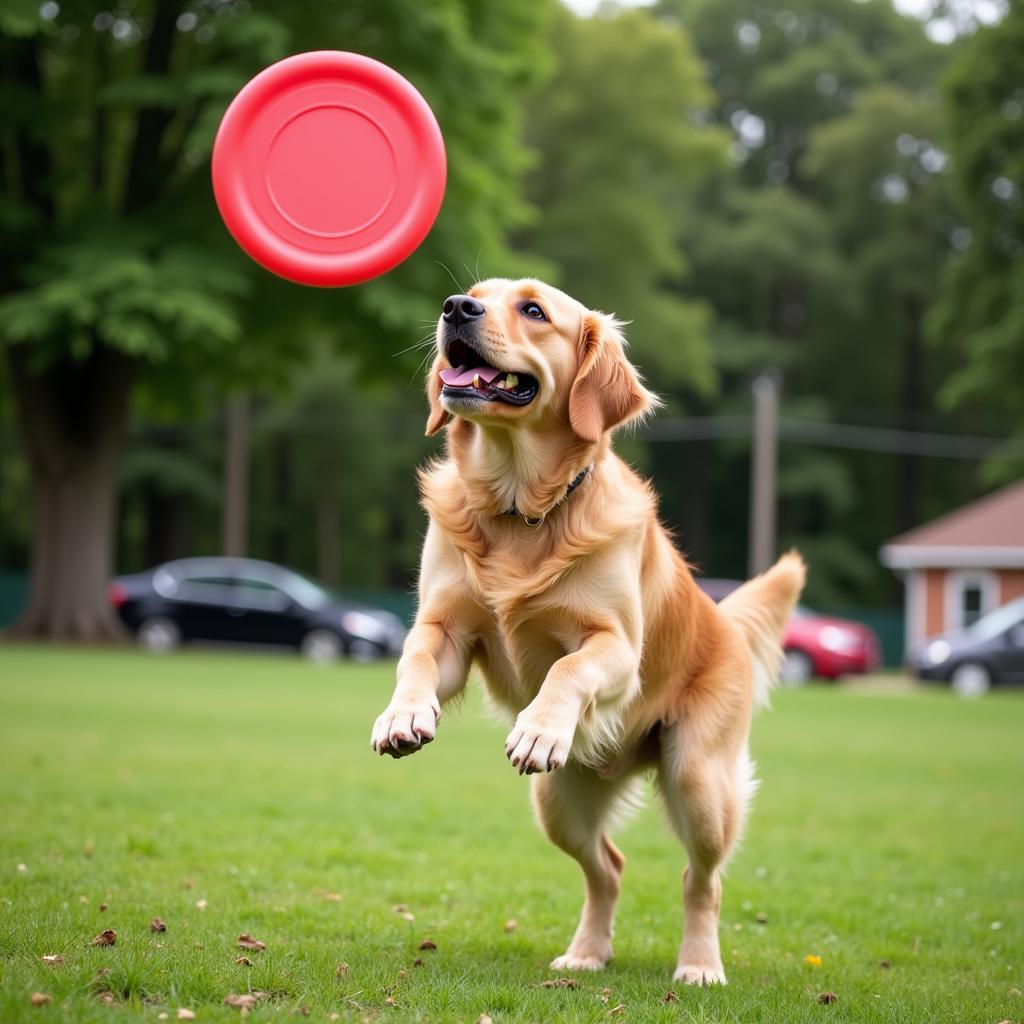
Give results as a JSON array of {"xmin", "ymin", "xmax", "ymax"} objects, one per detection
[{"xmin": 440, "ymin": 365, "xmax": 503, "ymax": 387}]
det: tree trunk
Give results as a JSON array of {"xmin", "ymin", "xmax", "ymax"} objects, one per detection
[
  {"xmin": 315, "ymin": 479, "xmax": 340, "ymax": 587},
  {"xmin": 222, "ymin": 392, "xmax": 250, "ymax": 557},
  {"xmin": 6, "ymin": 344, "xmax": 135, "ymax": 641}
]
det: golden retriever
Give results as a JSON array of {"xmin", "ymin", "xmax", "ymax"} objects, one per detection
[{"xmin": 371, "ymin": 278, "xmax": 805, "ymax": 985}]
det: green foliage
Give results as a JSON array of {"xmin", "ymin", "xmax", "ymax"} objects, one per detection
[
  {"xmin": 929, "ymin": 3, "xmax": 1024, "ymax": 479},
  {"xmin": 519, "ymin": 5, "xmax": 727, "ymax": 395},
  {"xmin": 0, "ymin": 0, "xmax": 553, "ymax": 387}
]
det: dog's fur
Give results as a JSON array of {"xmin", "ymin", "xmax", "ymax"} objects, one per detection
[{"xmin": 371, "ymin": 278, "xmax": 805, "ymax": 985}]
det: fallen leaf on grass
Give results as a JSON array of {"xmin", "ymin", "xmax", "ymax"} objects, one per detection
[
  {"xmin": 384, "ymin": 995, "xmax": 397, "ymax": 1007},
  {"xmin": 607, "ymin": 1003, "xmax": 626, "ymax": 1016},
  {"xmin": 477, "ymin": 1015, "xmax": 494, "ymax": 1024},
  {"xmin": 223, "ymin": 993, "xmax": 260, "ymax": 1010},
  {"xmin": 418, "ymin": 939, "xmax": 437, "ymax": 951},
  {"xmin": 30, "ymin": 993, "xmax": 52, "ymax": 1006},
  {"xmin": 298, "ymin": 1005, "xmax": 311, "ymax": 1017},
  {"xmin": 18, "ymin": 863, "xmax": 28, "ymax": 873},
  {"xmin": 235, "ymin": 956, "xmax": 253, "ymax": 966},
  {"xmin": 503, "ymin": 919, "xmax": 518, "ymax": 933},
  {"xmin": 323, "ymin": 892, "xmax": 343, "ymax": 902},
  {"xmin": 391, "ymin": 903, "xmax": 415, "ymax": 922},
  {"xmin": 40, "ymin": 955, "xmax": 65, "ymax": 965},
  {"xmin": 328, "ymin": 1015, "xmax": 341, "ymax": 1022},
  {"xmin": 803, "ymin": 954, "xmax": 822, "ymax": 967},
  {"xmin": 540, "ymin": 978, "xmax": 579, "ymax": 989},
  {"xmin": 662, "ymin": 990, "xmax": 678, "ymax": 1003},
  {"xmin": 158, "ymin": 1014, "xmax": 169, "ymax": 1021},
  {"xmin": 96, "ymin": 992, "xmax": 115, "ymax": 1004},
  {"xmin": 818, "ymin": 991, "xmax": 838, "ymax": 1004},
  {"xmin": 177, "ymin": 1010, "xmax": 196, "ymax": 1021},
  {"xmin": 91, "ymin": 930, "xmax": 116, "ymax": 947},
  {"xmin": 195, "ymin": 899, "xmax": 208, "ymax": 911},
  {"xmin": 756, "ymin": 912, "xmax": 769, "ymax": 924},
  {"xmin": 150, "ymin": 918, "xmax": 167, "ymax": 933},
  {"xmin": 335, "ymin": 963, "xmax": 349, "ymax": 977},
  {"xmin": 237, "ymin": 933, "xmax": 266, "ymax": 952}
]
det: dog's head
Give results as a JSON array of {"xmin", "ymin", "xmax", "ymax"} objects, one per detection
[{"xmin": 425, "ymin": 278, "xmax": 656, "ymax": 443}]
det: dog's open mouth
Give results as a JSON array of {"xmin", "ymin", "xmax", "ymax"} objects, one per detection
[{"xmin": 440, "ymin": 337, "xmax": 539, "ymax": 406}]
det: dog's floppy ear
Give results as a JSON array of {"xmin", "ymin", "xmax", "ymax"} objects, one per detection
[
  {"xmin": 569, "ymin": 313, "xmax": 656, "ymax": 444},
  {"xmin": 425, "ymin": 352, "xmax": 453, "ymax": 436}
]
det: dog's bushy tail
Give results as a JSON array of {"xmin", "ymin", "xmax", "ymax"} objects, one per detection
[{"xmin": 719, "ymin": 551, "xmax": 807, "ymax": 709}]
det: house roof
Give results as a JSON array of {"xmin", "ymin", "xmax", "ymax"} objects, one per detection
[{"xmin": 880, "ymin": 480, "xmax": 1024, "ymax": 569}]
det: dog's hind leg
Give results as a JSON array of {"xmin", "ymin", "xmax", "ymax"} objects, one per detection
[
  {"xmin": 658, "ymin": 726, "xmax": 753, "ymax": 987},
  {"xmin": 531, "ymin": 763, "xmax": 638, "ymax": 971}
]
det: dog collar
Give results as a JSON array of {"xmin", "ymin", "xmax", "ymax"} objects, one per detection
[{"xmin": 502, "ymin": 465, "xmax": 592, "ymax": 526}]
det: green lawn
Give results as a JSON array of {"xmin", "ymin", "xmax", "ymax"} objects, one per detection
[{"xmin": 1, "ymin": 646, "xmax": 1021, "ymax": 1023}]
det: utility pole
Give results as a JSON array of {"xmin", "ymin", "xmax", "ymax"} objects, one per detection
[
  {"xmin": 748, "ymin": 371, "xmax": 779, "ymax": 577},
  {"xmin": 222, "ymin": 392, "xmax": 250, "ymax": 557}
]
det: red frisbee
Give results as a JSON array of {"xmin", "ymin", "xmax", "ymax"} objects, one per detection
[{"xmin": 212, "ymin": 51, "xmax": 446, "ymax": 287}]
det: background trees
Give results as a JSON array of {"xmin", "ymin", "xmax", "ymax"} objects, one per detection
[
  {"xmin": 929, "ymin": 1, "xmax": 1024, "ymax": 481},
  {"xmin": 0, "ymin": 0, "xmax": 549, "ymax": 637},
  {"xmin": 0, "ymin": 0, "xmax": 1019, "ymax": 633}
]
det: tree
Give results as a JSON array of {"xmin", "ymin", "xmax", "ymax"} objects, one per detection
[
  {"xmin": 654, "ymin": 0, "xmax": 961, "ymax": 599},
  {"xmin": 518, "ymin": 5, "xmax": 727, "ymax": 397},
  {"xmin": 0, "ymin": 0, "xmax": 551, "ymax": 639},
  {"xmin": 929, "ymin": 2, "xmax": 1024, "ymax": 479}
]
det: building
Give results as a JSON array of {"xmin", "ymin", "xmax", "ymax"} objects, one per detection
[{"xmin": 880, "ymin": 480, "xmax": 1024, "ymax": 654}]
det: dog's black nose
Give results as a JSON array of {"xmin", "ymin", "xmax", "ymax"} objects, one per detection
[{"xmin": 442, "ymin": 294, "xmax": 485, "ymax": 326}]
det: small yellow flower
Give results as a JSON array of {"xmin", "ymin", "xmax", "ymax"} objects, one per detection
[{"xmin": 804, "ymin": 954, "xmax": 823, "ymax": 967}]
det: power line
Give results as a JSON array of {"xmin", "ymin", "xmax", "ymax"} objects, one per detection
[{"xmin": 645, "ymin": 416, "xmax": 1023, "ymax": 460}]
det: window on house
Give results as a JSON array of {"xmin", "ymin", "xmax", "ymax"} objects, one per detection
[
  {"xmin": 947, "ymin": 571, "xmax": 998, "ymax": 630},
  {"xmin": 961, "ymin": 583, "xmax": 984, "ymax": 627}
]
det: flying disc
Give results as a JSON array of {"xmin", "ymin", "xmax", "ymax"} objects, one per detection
[{"xmin": 212, "ymin": 51, "xmax": 446, "ymax": 287}]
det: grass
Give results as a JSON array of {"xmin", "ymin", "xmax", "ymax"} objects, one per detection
[{"xmin": 0, "ymin": 645, "xmax": 1021, "ymax": 1023}]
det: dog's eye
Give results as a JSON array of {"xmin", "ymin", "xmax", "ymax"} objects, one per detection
[{"xmin": 522, "ymin": 301, "xmax": 547, "ymax": 321}]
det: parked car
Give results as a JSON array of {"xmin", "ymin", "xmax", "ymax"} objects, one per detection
[
  {"xmin": 696, "ymin": 578, "xmax": 882, "ymax": 684},
  {"xmin": 907, "ymin": 596, "xmax": 1024, "ymax": 697},
  {"xmin": 109, "ymin": 557, "xmax": 406, "ymax": 663}
]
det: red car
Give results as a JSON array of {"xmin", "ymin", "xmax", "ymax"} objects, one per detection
[{"xmin": 697, "ymin": 579, "xmax": 881, "ymax": 684}]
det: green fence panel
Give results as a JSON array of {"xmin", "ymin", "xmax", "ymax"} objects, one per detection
[
  {"xmin": 0, "ymin": 571, "xmax": 27, "ymax": 628},
  {"xmin": 818, "ymin": 606, "xmax": 905, "ymax": 668}
]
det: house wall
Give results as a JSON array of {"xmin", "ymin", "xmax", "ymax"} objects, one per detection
[
  {"xmin": 924, "ymin": 568, "xmax": 946, "ymax": 637},
  {"xmin": 1000, "ymin": 569, "xmax": 1024, "ymax": 604}
]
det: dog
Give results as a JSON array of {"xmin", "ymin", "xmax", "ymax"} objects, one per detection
[{"xmin": 371, "ymin": 278, "xmax": 805, "ymax": 985}]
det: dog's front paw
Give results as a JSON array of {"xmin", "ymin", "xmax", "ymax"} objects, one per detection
[
  {"xmin": 371, "ymin": 697, "xmax": 440, "ymax": 758},
  {"xmin": 505, "ymin": 712, "xmax": 574, "ymax": 775}
]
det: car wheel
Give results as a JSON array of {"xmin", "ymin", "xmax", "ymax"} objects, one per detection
[
  {"xmin": 949, "ymin": 661, "xmax": 991, "ymax": 698},
  {"xmin": 347, "ymin": 638, "xmax": 381, "ymax": 663},
  {"xmin": 780, "ymin": 648, "xmax": 814, "ymax": 686},
  {"xmin": 136, "ymin": 617, "xmax": 182, "ymax": 654},
  {"xmin": 301, "ymin": 629, "xmax": 343, "ymax": 664}
]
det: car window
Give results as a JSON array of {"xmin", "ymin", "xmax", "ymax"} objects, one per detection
[
  {"xmin": 234, "ymin": 577, "xmax": 292, "ymax": 612},
  {"xmin": 967, "ymin": 597, "xmax": 1024, "ymax": 642},
  {"xmin": 175, "ymin": 577, "xmax": 235, "ymax": 604}
]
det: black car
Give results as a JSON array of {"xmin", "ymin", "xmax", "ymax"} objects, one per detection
[
  {"xmin": 907, "ymin": 596, "xmax": 1024, "ymax": 696},
  {"xmin": 109, "ymin": 557, "xmax": 406, "ymax": 662}
]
